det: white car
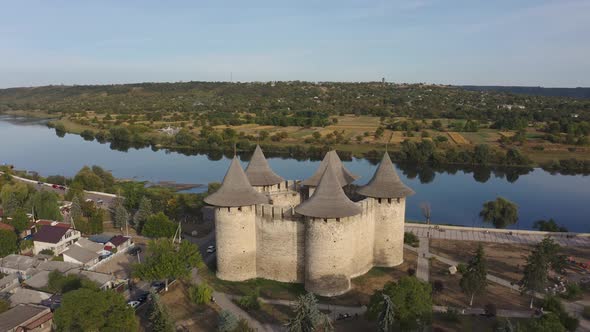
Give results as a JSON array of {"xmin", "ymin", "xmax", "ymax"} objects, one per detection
[
  {"xmin": 127, "ymin": 300, "xmax": 141, "ymax": 309},
  {"xmin": 206, "ymin": 245, "xmax": 216, "ymax": 253}
]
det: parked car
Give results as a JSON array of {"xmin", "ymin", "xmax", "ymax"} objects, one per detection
[
  {"xmin": 52, "ymin": 184, "xmax": 59, "ymax": 189},
  {"xmin": 128, "ymin": 247, "xmax": 142, "ymax": 255},
  {"xmin": 58, "ymin": 185, "xmax": 66, "ymax": 190},
  {"xmin": 206, "ymin": 245, "xmax": 216, "ymax": 253},
  {"xmin": 151, "ymin": 281, "xmax": 165, "ymax": 293},
  {"xmin": 127, "ymin": 300, "xmax": 141, "ymax": 309},
  {"xmin": 137, "ymin": 292, "xmax": 150, "ymax": 303},
  {"xmin": 97, "ymin": 199, "xmax": 104, "ymax": 205},
  {"xmin": 37, "ymin": 181, "xmax": 43, "ymax": 185}
]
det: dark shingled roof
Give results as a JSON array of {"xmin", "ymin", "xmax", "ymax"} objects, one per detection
[
  {"xmin": 245, "ymin": 145, "xmax": 284, "ymax": 186},
  {"xmin": 109, "ymin": 235, "xmax": 129, "ymax": 247},
  {"xmin": 204, "ymin": 156, "xmax": 269, "ymax": 207},
  {"xmin": 357, "ymin": 152, "xmax": 415, "ymax": 198},
  {"xmin": 33, "ymin": 225, "xmax": 69, "ymax": 244},
  {"xmin": 301, "ymin": 150, "xmax": 359, "ymax": 187},
  {"xmin": 295, "ymin": 159, "xmax": 362, "ymax": 218}
]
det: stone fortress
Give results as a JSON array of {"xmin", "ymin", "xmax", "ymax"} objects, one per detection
[{"xmin": 204, "ymin": 146, "xmax": 414, "ymax": 297}]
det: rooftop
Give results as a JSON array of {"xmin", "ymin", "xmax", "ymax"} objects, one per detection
[
  {"xmin": 62, "ymin": 245, "xmax": 99, "ymax": 265},
  {"xmin": 75, "ymin": 237, "xmax": 104, "ymax": 253},
  {"xmin": 357, "ymin": 152, "xmax": 415, "ymax": 198},
  {"xmin": 88, "ymin": 233, "xmax": 114, "ymax": 244},
  {"xmin": 8, "ymin": 287, "xmax": 52, "ymax": 306},
  {"xmin": 301, "ymin": 150, "xmax": 359, "ymax": 187},
  {"xmin": 33, "ymin": 225, "xmax": 69, "ymax": 244},
  {"xmin": 204, "ymin": 156, "xmax": 269, "ymax": 207},
  {"xmin": 22, "ymin": 270, "xmax": 51, "ymax": 290},
  {"xmin": 36, "ymin": 261, "xmax": 79, "ymax": 273},
  {"xmin": 0, "ymin": 304, "xmax": 51, "ymax": 332},
  {"xmin": 0, "ymin": 254, "xmax": 37, "ymax": 271},
  {"xmin": 0, "ymin": 222, "xmax": 14, "ymax": 231},
  {"xmin": 108, "ymin": 235, "xmax": 130, "ymax": 247},
  {"xmin": 245, "ymin": 145, "xmax": 284, "ymax": 186},
  {"xmin": 295, "ymin": 158, "xmax": 362, "ymax": 219}
]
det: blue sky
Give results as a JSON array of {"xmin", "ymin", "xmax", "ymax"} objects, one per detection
[{"xmin": 1, "ymin": 0, "xmax": 589, "ymax": 88}]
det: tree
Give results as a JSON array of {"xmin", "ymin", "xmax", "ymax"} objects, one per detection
[
  {"xmin": 133, "ymin": 239, "xmax": 203, "ymax": 291},
  {"xmin": 533, "ymin": 219, "xmax": 568, "ymax": 232},
  {"xmin": 367, "ymin": 276, "xmax": 432, "ymax": 331},
  {"xmin": 473, "ymin": 144, "xmax": 491, "ymax": 165},
  {"xmin": 70, "ymin": 195, "xmax": 82, "ymax": 223},
  {"xmin": 142, "ymin": 212, "xmax": 177, "ymax": 238},
  {"xmin": 479, "ymin": 197, "xmax": 518, "ymax": 229},
  {"xmin": 528, "ymin": 313, "xmax": 566, "ymax": 332},
  {"xmin": 521, "ymin": 238, "xmax": 566, "ymax": 308},
  {"xmin": 73, "ymin": 166, "xmax": 104, "ymax": 191},
  {"xmin": 9, "ymin": 208, "xmax": 29, "ymax": 234},
  {"xmin": 149, "ymin": 291, "xmax": 174, "ymax": 332},
  {"xmin": 218, "ymin": 310, "xmax": 239, "ymax": 332},
  {"xmin": 378, "ymin": 294, "xmax": 396, "ymax": 332},
  {"xmin": 53, "ymin": 288, "xmax": 137, "ymax": 331},
  {"xmin": 0, "ymin": 230, "xmax": 18, "ymax": 257},
  {"xmin": 189, "ymin": 283, "xmax": 213, "ymax": 305},
  {"xmin": 112, "ymin": 198, "xmax": 129, "ymax": 229},
  {"xmin": 460, "ymin": 244, "xmax": 487, "ymax": 306},
  {"xmin": 31, "ymin": 190, "xmax": 62, "ymax": 221},
  {"xmin": 286, "ymin": 292, "xmax": 332, "ymax": 332},
  {"xmin": 1, "ymin": 182, "xmax": 31, "ymax": 216},
  {"xmin": 133, "ymin": 196, "xmax": 152, "ymax": 232}
]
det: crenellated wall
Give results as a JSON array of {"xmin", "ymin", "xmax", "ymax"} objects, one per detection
[
  {"xmin": 255, "ymin": 204, "xmax": 305, "ymax": 282},
  {"xmin": 214, "ymin": 205, "xmax": 257, "ymax": 281},
  {"xmin": 372, "ymin": 197, "xmax": 405, "ymax": 267},
  {"xmin": 253, "ymin": 181, "xmax": 301, "ymax": 206},
  {"xmin": 213, "ymin": 187, "xmax": 407, "ymax": 296}
]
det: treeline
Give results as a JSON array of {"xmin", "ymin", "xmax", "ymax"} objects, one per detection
[{"xmin": 2, "ymin": 81, "xmax": 590, "ymax": 127}]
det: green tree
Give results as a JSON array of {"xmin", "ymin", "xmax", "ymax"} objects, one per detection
[
  {"xmin": 1, "ymin": 182, "xmax": 31, "ymax": 216},
  {"xmin": 479, "ymin": 197, "xmax": 518, "ymax": 229},
  {"xmin": 133, "ymin": 239, "xmax": 203, "ymax": 291},
  {"xmin": 70, "ymin": 195, "xmax": 82, "ymax": 223},
  {"xmin": 149, "ymin": 291, "xmax": 174, "ymax": 332},
  {"xmin": 533, "ymin": 219, "xmax": 568, "ymax": 232},
  {"xmin": 378, "ymin": 294, "xmax": 396, "ymax": 332},
  {"xmin": 133, "ymin": 196, "xmax": 152, "ymax": 232},
  {"xmin": 188, "ymin": 283, "xmax": 213, "ymax": 305},
  {"xmin": 0, "ymin": 229, "xmax": 18, "ymax": 257},
  {"xmin": 286, "ymin": 293, "xmax": 333, "ymax": 332},
  {"xmin": 53, "ymin": 288, "xmax": 137, "ymax": 331},
  {"xmin": 460, "ymin": 244, "xmax": 487, "ymax": 306},
  {"xmin": 31, "ymin": 190, "xmax": 62, "ymax": 221},
  {"xmin": 142, "ymin": 212, "xmax": 176, "ymax": 238},
  {"xmin": 112, "ymin": 198, "xmax": 129, "ymax": 229},
  {"xmin": 528, "ymin": 313, "xmax": 565, "ymax": 332},
  {"xmin": 218, "ymin": 310, "xmax": 239, "ymax": 332},
  {"xmin": 9, "ymin": 208, "xmax": 29, "ymax": 234},
  {"xmin": 367, "ymin": 276, "xmax": 432, "ymax": 331},
  {"xmin": 521, "ymin": 238, "xmax": 566, "ymax": 308},
  {"xmin": 73, "ymin": 166, "xmax": 104, "ymax": 191},
  {"xmin": 473, "ymin": 144, "xmax": 491, "ymax": 165}
]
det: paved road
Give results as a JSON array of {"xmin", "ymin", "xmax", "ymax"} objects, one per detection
[
  {"xmin": 406, "ymin": 224, "xmax": 590, "ymax": 247},
  {"xmin": 416, "ymin": 239, "xmax": 430, "ymax": 282},
  {"xmin": 2, "ymin": 171, "xmax": 118, "ymax": 208}
]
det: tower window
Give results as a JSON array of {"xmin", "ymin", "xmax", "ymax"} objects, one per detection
[{"xmin": 238, "ymin": 207, "xmax": 242, "ymax": 211}]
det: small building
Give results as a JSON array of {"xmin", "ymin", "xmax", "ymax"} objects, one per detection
[
  {"xmin": 66, "ymin": 270, "xmax": 116, "ymax": 290},
  {"xmin": 35, "ymin": 261, "xmax": 80, "ymax": 274},
  {"xmin": 62, "ymin": 245, "xmax": 100, "ymax": 267},
  {"xmin": 32, "ymin": 224, "xmax": 80, "ymax": 255},
  {"xmin": 74, "ymin": 237, "xmax": 104, "ymax": 253},
  {"xmin": 22, "ymin": 270, "xmax": 51, "ymax": 290},
  {"xmin": 0, "ymin": 255, "xmax": 37, "ymax": 278},
  {"xmin": 0, "ymin": 304, "xmax": 53, "ymax": 332},
  {"xmin": 8, "ymin": 287, "xmax": 52, "ymax": 306},
  {"xmin": 0, "ymin": 274, "xmax": 19, "ymax": 293},
  {"xmin": 105, "ymin": 235, "xmax": 132, "ymax": 252}
]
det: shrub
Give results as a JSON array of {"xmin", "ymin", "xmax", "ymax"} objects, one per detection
[
  {"xmin": 433, "ymin": 280, "xmax": 444, "ymax": 293},
  {"xmin": 456, "ymin": 263, "xmax": 467, "ymax": 274},
  {"xmin": 40, "ymin": 249, "xmax": 55, "ymax": 256},
  {"xmin": 237, "ymin": 289, "xmax": 260, "ymax": 311},
  {"xmin": 440, "ymin": 308, "xmax": 459, "ymax": 322},
  {"xmin": 562, "ymin": 283, "xmax": 582, "ymax": 300},
  {"xmin": 218, "ymin": 310, "xmax": 238, "ymax": 332},
  {"xmin": 404, "ymin": 232, "xmax": 419, "ymax": 247},
  {"xmin": 188, "ymin": 283, "xmax": 213, "ymax": 305}
]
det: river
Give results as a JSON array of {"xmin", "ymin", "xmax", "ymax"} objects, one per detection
[{"xmin": 0, "ymin": 115, "xmax": 588, "ymax": 232}]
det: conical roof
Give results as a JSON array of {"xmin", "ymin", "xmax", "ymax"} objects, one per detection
[
  {"xmin": 357, "ymin": 152, "xmax": 415, "ymax": 198},
  {"xmin": 301, "ymin": 150, "xmax": 359, "ymax": 187},
  {"xmin": 245, "ymin": 145, "xmax": 284, "ymax": 186},
  {"xmin": 295, "ymin": 160, "xmax": 362, "ymax": 219},
  {"xmin": 204, "ymin": 157, "xmax": 269, "ymax": 207}
]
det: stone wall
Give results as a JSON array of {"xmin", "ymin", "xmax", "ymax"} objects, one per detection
[
  {"xmin": 304, "ymin": 214, "xmax": 361, "ymax": 297},
  {"xmin": 255, "ymin": 205, "xmax": 305, "ymax": 282},
  {"xmin": 214, "ymin": 205, "xmax": 257, "ymax": 281},
  {"xmin": 350, "ymin": 199, "xmax": 376, "ymax": 278},
  {"xmin": 372, "ymin": 197, "xmax": 405, "ymax": 267}
]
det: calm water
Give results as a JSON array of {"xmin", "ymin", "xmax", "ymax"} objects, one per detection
[{"xmin": 0, "ymin": 115, "xmax": 589, "ymax": 232}]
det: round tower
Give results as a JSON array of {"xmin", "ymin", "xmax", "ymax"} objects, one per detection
[
  {"xmin": 296, "ymin": 158, "xmax": 362, "ymax": 297},
  {"xmin": 301, "ymin": 150, "xmax": 358, "ymax": 196},
  {"xmin": 204, "ymin": 156, "xmax": 268, "ymax": 281},
  {"xmin": 245, "ymin": 145, "xmax": 285, "ymax": 193},
  {"xmin": 357, "ymin": 152, "xmax": 414, "ymax": 267}
]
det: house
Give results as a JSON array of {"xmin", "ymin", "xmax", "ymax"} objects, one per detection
[
  {"xmin": 62, "ymin": 245, "xmax": 99, "ymax": 267},
  {"xmin": 0, "ymin": 274, "xmax": 19, "ymax": 293},
  {"xmin": 22, "ymin": 270, "xmax": 51, "ymax": 290},
  {"xmin": 8, "ymin": 287, "xmax": 52, "ymax": 306},
  {"xmin": 66, "ymin": 269, "xmax": 116, "ymax": 290},
  {"xmin": 0, "ymin": 255, "xmax": 37, "ymax": 278},
  {"xmin": 35, "ymin": 261, "xmax": 80, "ymax": 274},
  {"xmin": 74, "ymin": 237, "xmax": 104, "ymax": 253},
  {"xmin": 32, "ymin": 223, "xmax": 80, "ymax": 255},
  {"xmin": 0, "ymin": 304, "xmax": 53, "ymax": 332},
  {"xmin": 105, "ymin": 235, "xmax": 132, "ymax": 252}
]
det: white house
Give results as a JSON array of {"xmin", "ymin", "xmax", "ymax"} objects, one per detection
[
  {"xmin": 62, "ymin": 245, "xmax": 100, "ymax": 267},
  {"xmin": 32, "ymin": 223, "xmax": 80, "ymax": 255}
]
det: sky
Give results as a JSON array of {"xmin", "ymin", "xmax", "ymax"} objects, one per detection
[{"xmin": 1, "ymin": 0, "xmax": 589, "ymax": 88}]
